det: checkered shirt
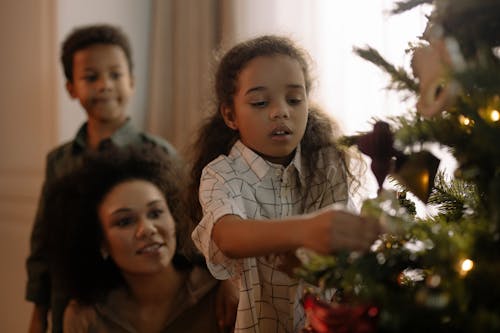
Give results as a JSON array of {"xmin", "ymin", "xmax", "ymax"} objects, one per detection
[{"xmin": 192, "ymin": 140, "xmax": 349, "ymax": 333}]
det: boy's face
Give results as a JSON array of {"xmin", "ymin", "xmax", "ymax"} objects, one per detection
[{"xmin": 66, "ymin": 44, "xmax": 134, "ymax": 125}]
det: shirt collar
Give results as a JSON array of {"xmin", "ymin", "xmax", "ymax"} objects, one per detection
[
  {"xmin": 72, "ymin": 118, "xmax": 139, "ymax": 152},
  {"xmin": 232, "ymin": 140, "xmax": 305, "ymax": 186}
]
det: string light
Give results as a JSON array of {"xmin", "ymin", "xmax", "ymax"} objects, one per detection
[
  {"xmin": 479, "ymin": 95, "xmax": 500, "ymax": 123},
  {"xmin": 490, "ymin": 109, "xmax": 499, "ymax": 122},
  {"xmin": 459, "ymin": 258, "xmax": 474, "ymax": 276},
  {"xmin": 458, "ymin": 115, "xmax": 472, "ymax": 127}
]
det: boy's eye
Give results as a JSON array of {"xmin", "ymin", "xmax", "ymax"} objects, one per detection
[
  {"xmin": 148, "ymin": 209, "xmax": 164, "ymax": 219},
  {"xmin": 250, "ymin": 101, "xmax": 268, "ymax": 108},
  {"xmin": 83, "ymin": 74, "xmax": 98, "ymax": 82}
]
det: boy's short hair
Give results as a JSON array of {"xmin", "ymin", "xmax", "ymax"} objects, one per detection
[{"xmin": 61, "ymin": 24, "xmax": 133, "ymax": 82}]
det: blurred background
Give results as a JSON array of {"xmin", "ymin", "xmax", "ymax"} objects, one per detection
[{"xmin": 0, "ymin": 0, "xmax": 426, "ymax": 331}]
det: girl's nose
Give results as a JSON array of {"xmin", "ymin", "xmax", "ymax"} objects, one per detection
[{"xmin": 270, "ymin": 101, "xmax": 290, "ymax": 119}]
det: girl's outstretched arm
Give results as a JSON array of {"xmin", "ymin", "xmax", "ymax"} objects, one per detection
[{"xmin": 212, "ymin": 208, "xmax": 381, "ymax": 259}]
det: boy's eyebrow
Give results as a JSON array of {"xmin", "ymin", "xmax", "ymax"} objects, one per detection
[
  {"xmin": 245, "ymin": 84, "xmax": 304, "ymax": 95},
  {"xmin": 81, "ymin": 64, "xmax": 125, "ymax": 71}
]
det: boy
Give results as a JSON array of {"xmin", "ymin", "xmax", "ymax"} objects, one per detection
[{"xmin": 26, "ymin": 24, "xmax": 177, "ymax": 333}]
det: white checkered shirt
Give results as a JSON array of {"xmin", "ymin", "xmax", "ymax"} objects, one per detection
[{"xmin": 192, "ymin": 140, "xmax": 349, "ymax": 333}]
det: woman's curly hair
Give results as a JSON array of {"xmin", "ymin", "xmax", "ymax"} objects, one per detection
[{"xmin": 44, "ymin": 143, "xmax": 197, "ymax": 305}]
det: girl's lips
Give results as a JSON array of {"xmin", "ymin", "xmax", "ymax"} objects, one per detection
[
  {"xmin": 270, "ymin": 124, "xmax": 292, "ymax": 136},
  {"xmin": 270, "ymin": 124, "xmax": 293, "ymax": 142}
]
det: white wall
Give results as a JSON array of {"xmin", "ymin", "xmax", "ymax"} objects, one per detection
[{"xmin": 57, "ymin": 0, "xmax": 152, "ymax": 143}]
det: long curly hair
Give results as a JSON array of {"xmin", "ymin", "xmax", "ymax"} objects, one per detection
[
  {"xmin": 187, "ymin": 35, "xmax": 358, "ymax": 223},
  {"xmin": 44, "ymin": 143, "xmax": 198, "ymax": 305}
]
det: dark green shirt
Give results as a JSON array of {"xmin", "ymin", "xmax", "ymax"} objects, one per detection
[{"xmin": 25, "ymin": 119, "xmax": 177, "ymax": 333}]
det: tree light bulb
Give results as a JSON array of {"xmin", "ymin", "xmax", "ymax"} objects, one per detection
[
  {"xmin": 490, "ymin": 109, "xmax": 499, "ymax": 122},
  {"xmin": 459, "ymin": 258, "xmax": 474, "ymax": 276},
  {"xmin": 459, "ymin": 115, "xmax": 471, "ymax": 126}
]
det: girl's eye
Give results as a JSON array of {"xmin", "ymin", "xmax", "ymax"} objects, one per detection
[
  {"xmin": 250, "ymin": 101, "xmax": 268, "ymax": 108},
  {"xmin": 288, "ymin": 98, "xmax": 302, "ymax": 105},
  {"xmin": 148, "ymin": 209, "xmax": 164, "ymax": 219}
]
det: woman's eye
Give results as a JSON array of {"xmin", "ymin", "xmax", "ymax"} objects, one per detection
[
  {"xmin": 114, "ymin": 217, "xmax": 134, "ymax": 227},
  {"xmin": 250, "ymin": 101, "xmax": 268, "ymax": 108},
  {"xmin": 148, "ymin": 209, "xmax": 164, "ymax": 219}
]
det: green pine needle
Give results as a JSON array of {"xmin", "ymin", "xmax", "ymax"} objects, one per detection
[{"xmin": 353, "ymin": 46, "xmax": 418, "ymax": 94}]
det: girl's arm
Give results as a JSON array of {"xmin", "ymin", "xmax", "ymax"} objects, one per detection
[{"xmin": 212, "ymin": 208, "xmax": 381, "ymax": 259}]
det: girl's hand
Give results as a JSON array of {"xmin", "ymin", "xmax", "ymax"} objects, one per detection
[
  {"xmin": 215, "ymin": 279, "xmax": 239, "ymax": 333},
  {"xmin": 275, "ymin": 251, "xmax": 302, "ymax": 277},
  {"xmin": 301, "ymin": 208, "xmax": 382, "ymax": 254}
]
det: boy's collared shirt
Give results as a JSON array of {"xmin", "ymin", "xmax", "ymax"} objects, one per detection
[
  {"xmin": 192, "ymin": 140, "xmax": 349, "ymax": 333},
  {"xmin": 25, "ymin": 118, "xmax": 176, "ymax": 333}
]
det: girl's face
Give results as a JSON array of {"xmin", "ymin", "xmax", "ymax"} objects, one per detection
[
  {"xmin": 66, "ymin": 44, "xmax": 134, "ymax": 125},
  {"xmin": 98, "ymin": 179, "xmax": 176, "ymax": 277},
  {"xmin": 222, "ymin": 55, "xmax": 309, "ymax": 165}
]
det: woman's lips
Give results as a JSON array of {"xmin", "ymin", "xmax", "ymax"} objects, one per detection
[{"xmin": 136, "ymin": 242, "xmax": 164, "ymax": 254}]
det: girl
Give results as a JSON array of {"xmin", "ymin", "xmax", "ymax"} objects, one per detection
[
  {"xmin": 45, "ymin": 144, "xmax": 237, "ymax": 333},
  {"xmin": 188, "ymin": 35, "xmax": 381, "ymax": 332}
]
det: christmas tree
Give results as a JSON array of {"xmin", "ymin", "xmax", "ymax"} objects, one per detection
[{"xmin": 298, "ymin": 1, "xmax": 500, "ymax": 332}]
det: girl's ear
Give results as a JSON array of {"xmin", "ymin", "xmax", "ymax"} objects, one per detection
[{"xmin": 221, "ymin": 105, "xmax": 238, "ymax": 130}]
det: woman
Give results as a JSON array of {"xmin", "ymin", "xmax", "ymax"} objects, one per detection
[{"xmin": 45, "ymin": 144, "xmax": 236, "ymax": 332}]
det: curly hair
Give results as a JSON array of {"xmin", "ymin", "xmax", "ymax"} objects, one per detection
[
  {"xmin": 60, "ymin": 24, "xmax": 133, "ymax": 82},
  {"xmin": 187, "ymin": 35, "xmax": 357, "ymax": 223},
  {"xmin": 44, "ymin": 144, "xmax": 197, "ymax": 305}
]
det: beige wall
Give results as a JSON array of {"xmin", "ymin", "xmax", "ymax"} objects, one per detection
[
  {"xmin": 0, "ymin": 0, "xmax": 58, "ymax": 331},
  {"xmin": 0, "ymin": 0, "xmax": 151, "ymax": 331}
]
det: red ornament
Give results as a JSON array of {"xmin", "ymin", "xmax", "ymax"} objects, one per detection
[{"xmin": 302, "ymin": 293, "xmax": 379, "ymax": 333}]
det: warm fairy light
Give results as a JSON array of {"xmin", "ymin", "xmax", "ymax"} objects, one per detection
[
  {"xmin": 490, "ymin": 109, "xmax": 500, "ymax": 122},
  {"xmin": 459, "ymin": 258, "xmax": 474, "ymax": 276},
  {"xmin": 459, "ymin": 115, "xmax": 471, "ymax": 126}
]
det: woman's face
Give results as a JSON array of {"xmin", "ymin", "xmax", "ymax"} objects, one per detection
[{"xmin": 98, "ymin": 179, "xmax": 176, "ymax": 276}]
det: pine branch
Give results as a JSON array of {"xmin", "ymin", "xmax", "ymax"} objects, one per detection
[
  {"xmin": 428, "ymin": 172, "xmax": 479, "ymax": 220},
  {"xmin": 390, "ymin": 0, "xmax": 433, "ymax": 14},
  {"xmin": 353, "ymin": 46, "xmax": 419, "ymax": 93}
]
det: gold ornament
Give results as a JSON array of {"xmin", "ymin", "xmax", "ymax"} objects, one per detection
[{"xmin": 391, "ymin": 151, "xmax": 440, "ymax": 202}]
